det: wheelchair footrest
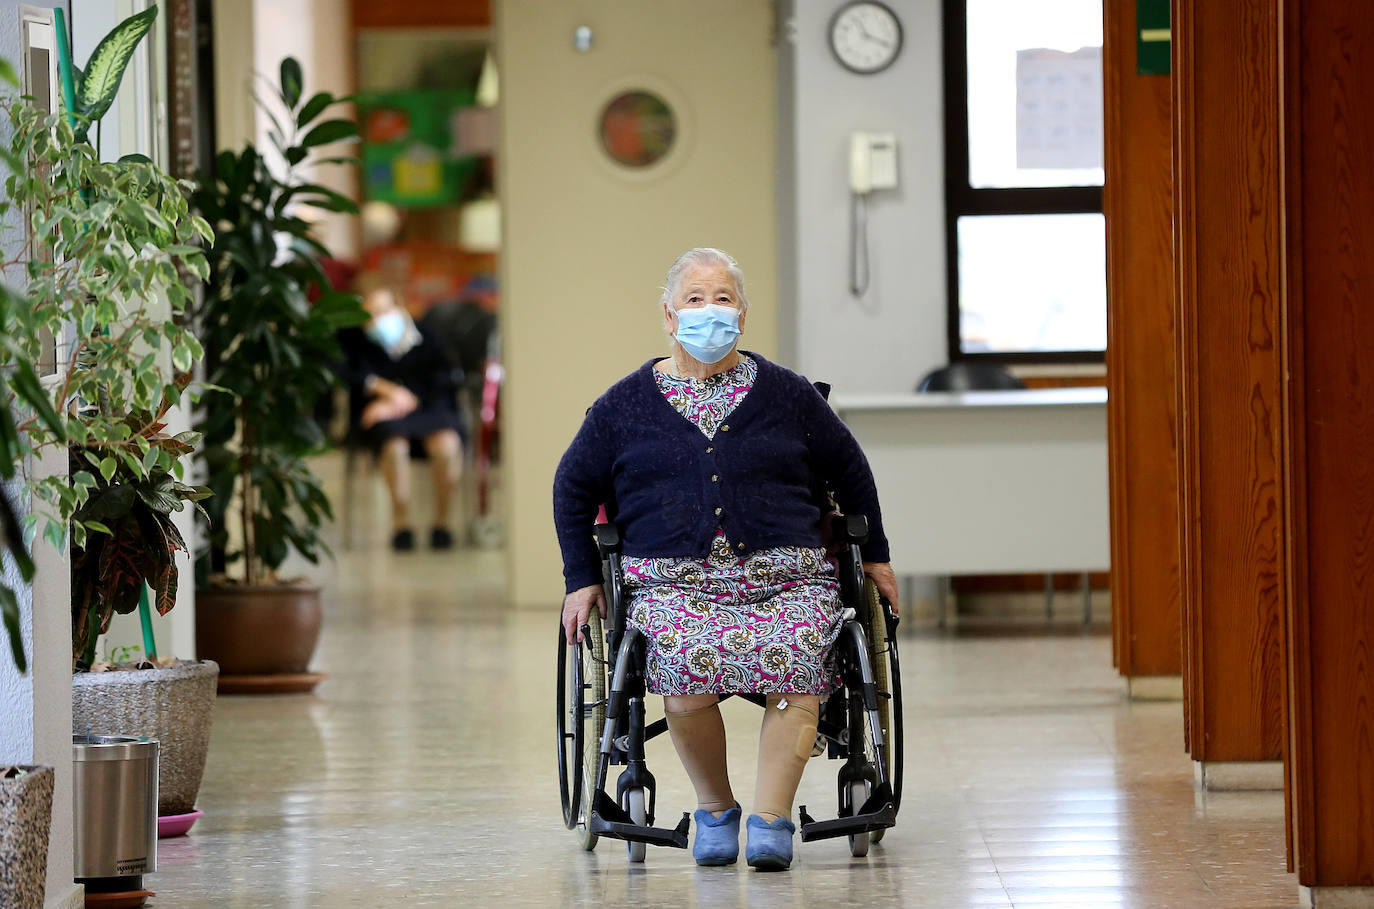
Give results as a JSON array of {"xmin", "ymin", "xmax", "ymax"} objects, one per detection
[
  {"xmin": 797, "ymin": 791, "xmax": 897, "ymax": 843},
  {"xmin": 588, "ymin": 791, "xmax": 690, "ymax": 848}
]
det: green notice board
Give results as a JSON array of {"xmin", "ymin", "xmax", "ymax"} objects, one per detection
[
  {"xmin": 1137, "ymin": 0, "xmax": 1170, "ymax": 75},
  {"xmin": 357, "ymin": 90, "xmax": 478, "ymax": 208}
]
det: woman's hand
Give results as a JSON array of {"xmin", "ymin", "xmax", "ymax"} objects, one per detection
[
  {"xmin": 562, "ymin": 584, "xmax": 607, "ymax": 644},
  {"xmin": 359, "ymin": 383, "xmax": 420, "ymax": 429},
  {"xmin": 863, "ymin": 561, "xmax": 900, "ymax": 616}
]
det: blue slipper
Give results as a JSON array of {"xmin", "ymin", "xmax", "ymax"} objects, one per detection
[
  {"xmin": 692, "ymin": 804, "xmax": 741, "ymax": 866},
  {"xmin": 745, "ymin": 814, "xmax": 796, "ymax": 870}
]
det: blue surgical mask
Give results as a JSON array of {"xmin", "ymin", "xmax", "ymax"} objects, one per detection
[
  {"xmin": 366, "ymin": 311, "xmax": 407, "ymax": 348},
  {"xmin": 674, "ymin": 304, "xmax": 741, "ymax": 364}
]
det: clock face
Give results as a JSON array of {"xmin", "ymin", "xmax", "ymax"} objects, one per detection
[{"xmin": 829, "ymin": 1, "xmax": 903, "ymax": 75}]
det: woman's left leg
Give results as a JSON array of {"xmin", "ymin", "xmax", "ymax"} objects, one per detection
[
  {"xmin": 422, "ymin": 428, "xmax": 462, "ymax": 546},
  {"xmin": 753, "ymin": 693, "xmax": 820, "ymax": 823}
]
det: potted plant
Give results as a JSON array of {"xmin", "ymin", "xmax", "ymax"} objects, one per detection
[
  {"xmin": 67, "ymin": 395, "xmax": 219, "ymax": 832},
  {"xmin": 3, "ymin": 7, "xmax": 219, "ymax": 866},
  {"xmin": 190, "ymin": 57, "xmax": 365, "ymax": 693}
]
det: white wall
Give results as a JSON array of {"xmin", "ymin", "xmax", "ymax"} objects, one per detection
[
  {"xmin": 0, "ymin": 453, "xmax": 78, "ymax": 909},
  {"xmin": 777, "ymin": 0, "xmax": 946, "ymax": 393}
]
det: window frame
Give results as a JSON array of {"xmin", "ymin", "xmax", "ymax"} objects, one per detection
[{"xmin": 942, "ymin": 0, "xmax": 1106, "ymax": 365}]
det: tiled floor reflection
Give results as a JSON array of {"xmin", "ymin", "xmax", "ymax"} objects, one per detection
[{"xmin": 146, "ymin": 465, "xmax": 1299, "ymax": 908}]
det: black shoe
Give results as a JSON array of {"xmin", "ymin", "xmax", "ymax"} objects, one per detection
[
  {"xmin": 430, "ymin": 527, "xmax": 454, "ymax": 550},
  {"xmin": 391, "ymin": 528, "xmax": 415, "ymax": 552}
]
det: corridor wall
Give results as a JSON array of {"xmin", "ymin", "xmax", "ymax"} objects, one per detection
[
  {"xmin": 498, "ymin": 0, "xmax": 779, "ymax": 609},
  {"xmin": 776, "ymin": 0, "xmax": 946, "ymax": 394}
]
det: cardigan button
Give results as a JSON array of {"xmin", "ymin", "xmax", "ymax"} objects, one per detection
[
  {"xmin": 705, "ymin": 446, "xmax": 713, "ymax": 453},
  {"xmin": 721, "ymin": 424, "xmax": 730, "ymax": 431},
  {"xmin": 736, "ymin": 541, "xmax": 745, "ymax": 550},
  {"xmin": 711, "ymin": 474, "xmax": 719, "ymax": 482},
  {"xmin": 715, "ymin": 507, "xmax": 722, "ymax": 516}
]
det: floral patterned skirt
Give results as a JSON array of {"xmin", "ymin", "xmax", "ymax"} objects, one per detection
[{"xmin": 624, "ymin": 540, "xmax": 843, "ymax": 696}]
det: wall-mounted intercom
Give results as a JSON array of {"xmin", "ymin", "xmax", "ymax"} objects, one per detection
[
  {"xmin": 849, "ymin": 132, "xmax": 899, "ymax": 296},
  {"xmin": 850, "ymin": 131, "xmax": 899, "ymax": 193}
]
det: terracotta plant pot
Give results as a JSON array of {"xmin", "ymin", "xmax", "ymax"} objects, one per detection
[
  {"xmin": 0, "ymin": 765, "xmax": 54, "ymax": 909},
  {"xmin": 71, "ymin": 661, "xmax": 219, "ymax": 816},
  {"xmin": 195, "ymin": 585, "xmax": 323, "ymax": 687}
]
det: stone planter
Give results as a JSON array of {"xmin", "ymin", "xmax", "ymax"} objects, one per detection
[
  {"xmin": 196, "ymin": 585, "xmax": 324, "ymax": 693},
  {"xmin": 72, "ymin": 660, "xmax": 218, "ymax": 816},
  {"xmin": 0, "ymin": 765, "xmax": 53, "ymax": 909}
]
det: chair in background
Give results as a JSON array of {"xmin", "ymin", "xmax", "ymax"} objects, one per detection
[
  {"xmin": 916, "ymin": 361, "xmax": 1027, "ymax": 393},
  {"xmin": 914, "ymin": 362, "xmax": 1092, "ymax": 627}
]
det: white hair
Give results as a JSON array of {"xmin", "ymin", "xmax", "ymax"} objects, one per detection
[{"xmin": 660, "ymin": 248, "xmax": 749, "ymax": 310}]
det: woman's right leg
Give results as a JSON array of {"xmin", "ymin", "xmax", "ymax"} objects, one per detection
[
  {"xmin": 664, "ymin": 693, "xmax": 735, "ymax": 814},
  {"xmin": 378, "ymin": 436, "xmax": 411, "ymax": 534}
]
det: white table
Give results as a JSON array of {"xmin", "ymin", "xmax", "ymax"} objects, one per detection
[{"xmin": 831, "ymin": 388, "xmax": 1110, "ymax": 622}]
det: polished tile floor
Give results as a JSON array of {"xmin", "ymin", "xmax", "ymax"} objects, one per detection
[{"xmin": 149, "ymin": 472, "xmax": 1299, "ymax": 908}]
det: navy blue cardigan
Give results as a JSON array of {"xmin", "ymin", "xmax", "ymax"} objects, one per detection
[{"xmin": 552, "ymin": 352, "xmax": 890, "ymax": 594}]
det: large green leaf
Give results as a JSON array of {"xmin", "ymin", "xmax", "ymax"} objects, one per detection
[
  {"xmin": 0, "ymin": 486, "xmax": 34, "ymax": 583},
  {"xmin": 0, "ymin": 586, "xmax": 24, "ymax": 674},
  {"xmin": 299, "ymin": 119, "xmax": 357, "ymax": 148},
  {"xmin": 74, "ymin": 7, "xmax": 158, "ymax": 134},
  {"xmin": 295, "ymin": 91, "xmax": 333, "ymax": 128},
  {"xmin": 280, "ymin": 57, "xmax": 304, "ymax": 109},
  {"xmin": 96, "ymin": 514, "xmax": 147, "ymax": 616}
]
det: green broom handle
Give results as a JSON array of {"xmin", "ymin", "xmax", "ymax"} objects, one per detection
[
  {"xmin": 137, "ymin": 586, "xmax": 158, "ymax": 661},
  {"xmin": 52, "ymin": 9, "xmax": 80, "ymax": 133}
]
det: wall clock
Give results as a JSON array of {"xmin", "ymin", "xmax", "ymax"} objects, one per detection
[{"xmin": 829, "ymin": 1, "xmax": 904, "ymax": 75}]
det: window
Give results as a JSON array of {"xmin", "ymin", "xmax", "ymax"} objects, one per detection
[
  {"xmin": 943, "ymin": 0, "xmax": 1105, "ymax": 361},
  {"xmin": 21, "ymin": 6, "xmax": 60, "ymax": 377}
]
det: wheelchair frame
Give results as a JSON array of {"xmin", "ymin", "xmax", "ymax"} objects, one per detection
[{"xmin": 556, "ymin": 514, "xmax": 904, "ymax": 861}]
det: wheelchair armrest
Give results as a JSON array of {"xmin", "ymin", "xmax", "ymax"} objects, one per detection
[
  {"xmin": 829, "ymin": 513, "xmax": 869, "ymax": 546},
  {"xmin": 593, "ymin": 522, "xmax": 621, "ymax": 557}
]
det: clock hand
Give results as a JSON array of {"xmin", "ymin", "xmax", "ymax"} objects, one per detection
[{"xmin": 855, "ymin": 16, "xmax": 893, "ymax": 48}]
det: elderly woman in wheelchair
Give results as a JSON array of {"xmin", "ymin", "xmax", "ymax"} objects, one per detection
[{"xmin": 553, "ymin": 248, "xmax": 902, "ymax": 869}]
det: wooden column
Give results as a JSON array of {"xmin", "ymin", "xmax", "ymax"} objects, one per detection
[
  {"xmin": 1103, "ymin": 0, "xmax": 1182, "ymax": 691},
  {"xmin": 1171, "ymin": 0, "xmax": 1287, "ymax": 775},
  {"xmin": 1280, "ymin": 0, "xmax": 1374, "ymax": 894}
]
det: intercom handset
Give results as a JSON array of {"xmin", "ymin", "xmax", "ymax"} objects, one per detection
[
  {"xmin": 850, "ymin": 132, "xmax": 899, "ymax": 193},
  {"xmin": 849, "ymin": 132, "xmax": 899, "ymax": 296}
]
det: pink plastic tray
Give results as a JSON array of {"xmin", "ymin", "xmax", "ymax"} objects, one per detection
[{"xmin": 157, "ymin": 809, "xmax": 203, "ymax": 838}]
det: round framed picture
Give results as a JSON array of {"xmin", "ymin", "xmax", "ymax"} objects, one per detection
[{"xmin": 598, "ymin": 90, "xmax": 677, "ymax": 169}]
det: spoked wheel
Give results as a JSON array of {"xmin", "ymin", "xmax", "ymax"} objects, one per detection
[
  {"xmin": 862, "ymin": 577, "xmax": 903, "ymax": 845},
  {"xmin": 556, "ymin": 611, "xmax": 606, "ymax": 850},
  {"xmin": 623, "ymin": 788, "xmax": 647, "ymax": 862}
]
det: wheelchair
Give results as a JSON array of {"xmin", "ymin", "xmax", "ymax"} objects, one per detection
[{"xmin": 556, "ymin": 512, "xmax": 904, "ymax": 862}]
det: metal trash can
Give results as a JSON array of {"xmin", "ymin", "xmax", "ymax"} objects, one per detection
[{"xmin": 72, "ymin": 734, "xmax": 158, "ymax": 893}]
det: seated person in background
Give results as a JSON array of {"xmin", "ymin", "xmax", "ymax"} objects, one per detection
[{"xmin": 339, "ymin": 274, "xmax": 464, "ymax": 552}]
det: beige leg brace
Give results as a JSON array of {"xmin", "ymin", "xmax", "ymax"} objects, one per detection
[
  {"xmin": 665, "ymin": 700, "xmax": 736, "ymax": 813},
  {"xmin": 753, "ymin": 694, "xmax": 819, "ymax": 823}
]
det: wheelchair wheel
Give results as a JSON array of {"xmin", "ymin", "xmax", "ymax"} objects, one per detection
[
  {"xmin": 844, "ymin": 779, "xmax": 871, "ymax": 857},
  {"xmin": 862, "ymin": 577, "xmax": 903, "ymax": 844},
  {"xmin": 623, "ymin": 788, "xmax": 647, "ymax": 863},
  {"xmin": 556, "ymin": 610, "xmax": 606, "ymax": 851}
]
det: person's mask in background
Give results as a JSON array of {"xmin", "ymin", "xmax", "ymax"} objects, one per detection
[
  {"xmin": 367, "ymin": 310, "xmax": 408, "ymax": 349},
  {"xmin": 674, "ymin": 304, "xmax": 741, "ymax": 364}
]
